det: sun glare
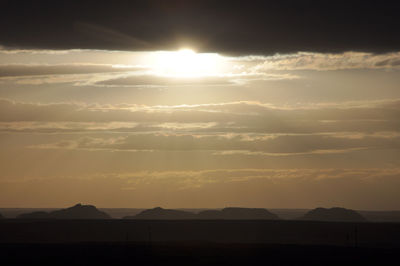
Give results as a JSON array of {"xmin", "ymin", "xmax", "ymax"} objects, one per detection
[{"xmin": 152, "ymin": 49, "xmax": 223, "ymax": 77}]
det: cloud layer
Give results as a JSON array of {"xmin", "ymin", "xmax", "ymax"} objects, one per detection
[
  {"xmin": 1, "ymin": 168, "xmax": 400, "ymax": 209},
  {"xmin": 1, "ymin": 98, "xmax": 400, "ymax": 160},
  {"xmin": 253, "ymin": 52, "xmax": 400, "ymax": 71}
]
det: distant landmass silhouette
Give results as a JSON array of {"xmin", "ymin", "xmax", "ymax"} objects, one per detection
[
  {"xmin": 197, "ymin": 207, "xmax": 279, "ymax": 220},
  {"xmin": 13, "ymin": 205, "xmax": 371, "ymax": 221},
  {"xmin": 17, "ymin": 204, "xmax": 111, "ymax": 219},
  {"xmin": 0, "ymin": 212, "xmax": 3, "ymax": 219},
  {"xmin": 300, "ymin": 207, "xmax": 367, "ymax": 222},
  {"xmin": 124, "ymin": 207, "xmax": 197, "ymax": 219},
  {"xmin": 17, "ymin": 211, "xmax": 50, "ymax": 219},
  {"xmin": 124, "ymin": 207, "xmax": 279, "ymax": 220}
]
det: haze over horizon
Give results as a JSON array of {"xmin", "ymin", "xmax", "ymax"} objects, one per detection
[{"xmin": 1, "ymin": 0, "xmax": 400, "ymax": 210}]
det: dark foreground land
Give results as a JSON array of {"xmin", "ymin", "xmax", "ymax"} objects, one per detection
[
  {"xmin": 1, "ymin": 219, "xmax": 400, "ymax": 265},
  {"xmin": 1, "ymin": 242, "xmax": 400, "ymax": 266}
]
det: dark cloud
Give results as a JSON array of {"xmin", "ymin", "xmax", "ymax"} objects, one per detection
[
  {"xmin": 1, "ymin": 0, "xmax": 399, "ymax": 55},
  {"xmin": 95, "ymin": 75, "xmax": 236, "ymax": 87},
  {"xmin": 38, "ymin": 133, "xmax": 400, "ymax": 155},
  {"xmin": 0, "ymin": 64, "xmax": 143, "ymax": 77}
]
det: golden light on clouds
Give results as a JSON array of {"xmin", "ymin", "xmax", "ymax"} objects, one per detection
[{"xmin": 1, "ymin": 47, "xmax": 400, "ymax": 209}]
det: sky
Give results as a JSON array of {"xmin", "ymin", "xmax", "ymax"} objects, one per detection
[{"xmin": 1, "ymin": 0, "xmax": 400, "ymax": 209}]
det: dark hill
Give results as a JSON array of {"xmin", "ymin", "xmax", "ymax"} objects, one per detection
[
  {"xmin": 17, "ymin": 211, "xmax": 50, "ymax": 219},
  {"xmin": 17, "ymin": 204, "xmax": 111, "ymax": 219},
  {"xmin": 124, "ymin": 207, "xmax": 280, "ymax": 220},
  {"xmin": 124, "ymin": 207, "xmax": 196, "ymax": 220},
  {"xmin": 197, "ymin": 207, "xmax": 279, "ymax": 220},
  {"xmin": 0, "ymin": 212, "xmax": 3, "ymax": 219},
  {"xmin": 300, "ymin": 207, "xmax": 367, "ymax": 222}
]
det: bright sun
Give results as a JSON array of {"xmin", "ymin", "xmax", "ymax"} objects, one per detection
[{"xmin": 152, "ymin": 49, "xmax": 223, "ymax": 77}]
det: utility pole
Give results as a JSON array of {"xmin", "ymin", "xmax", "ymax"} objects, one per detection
[
  {"xmin": 148, "ymin": 225, "xmax": 153, "ymax": 256},
  {"xmin": 354, "ymin": 225, "xmax": 358, "ymax": 248},
  {"xmin": 148, "ymin": 226, "xmax": 152, "ymax": 244}
]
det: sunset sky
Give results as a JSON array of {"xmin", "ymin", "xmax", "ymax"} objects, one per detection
[{"xmin": 1, "ymin": 0, "xmax": 400, "ymax": 209}]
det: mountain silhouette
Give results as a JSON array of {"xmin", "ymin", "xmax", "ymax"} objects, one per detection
[
  {"xmin": 300, "ymin": 207, "xmax": 367, "ymax": 222},
  {"xmin": 0, "ymin": 212, "xmax": 3, "ymax": 219},
  {"xmin": 197, "ymin": 207, "xmax": 279, "ymax": 220},
  {"xmin": 124, "ymin": 207, "xmax": 196, "ymax": 219},
  {"xmin": 17, "ymin": 211, "xmax": 50, "ymax": 219},
  {"xmin": 123, "ymin": 207, "xmax": 280, "ymax": 220},
  {"xmin": 17, "ymin": 204, "xmax": 111, "ymax": 219}
]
